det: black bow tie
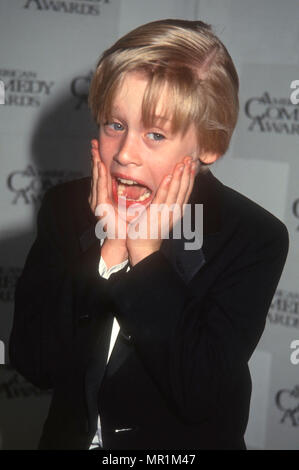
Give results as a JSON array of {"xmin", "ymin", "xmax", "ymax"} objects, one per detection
[
  {"xmin": 102, "ymin": 261, "xmax": 130, "ymax": 310},
  {"xmin": 108, "ymin": 262, "xmax": 130, "ymax": 284}
]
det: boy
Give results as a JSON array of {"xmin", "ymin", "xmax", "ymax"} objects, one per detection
[{"xmin": 10, "ymin": 19, "xmax": 289, "ymax": 450}]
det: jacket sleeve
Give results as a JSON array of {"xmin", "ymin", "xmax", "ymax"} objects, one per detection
[
  {"xmin": 9, "ymin": 189, "xmax": 75, "ymax": 390},
  {"xmin": 105, "ymin": 221, "xmax": 289, "ymax": 423}
]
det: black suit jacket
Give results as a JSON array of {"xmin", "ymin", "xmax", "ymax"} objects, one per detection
[{"xmin": 9, "ymin": 169, "xmax": 289, "ymax": 450}]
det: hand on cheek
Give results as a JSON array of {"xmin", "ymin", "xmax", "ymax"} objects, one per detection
[
  {"xmin": 127, "ymin": 155, "xmax": 198, "ymax": 266},
  {"xmin": 89, "ymin": 139, "xmax": 128, "ymax": 254},
  {"xmin": 89, "ymin": 141, "xmax": 199, "ymax": 267}
]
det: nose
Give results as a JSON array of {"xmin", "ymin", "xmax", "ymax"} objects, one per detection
[{"xmin": 114, "ymin": 131, "xmax": 142, "ymax": 167}]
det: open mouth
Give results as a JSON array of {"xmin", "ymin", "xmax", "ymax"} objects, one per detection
[{"xmin": 112, "ymin": 175, "xmax": 153, "ymax": 206}]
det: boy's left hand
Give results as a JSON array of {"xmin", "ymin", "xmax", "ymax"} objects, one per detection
[{"xmin": 126, "ymin": 156, "xmax": 198, "ymax": 266}]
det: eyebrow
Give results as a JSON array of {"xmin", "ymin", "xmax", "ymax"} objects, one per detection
[
  {"xmin": 110, "ymin": 106, "xmax": 171, "ymax": 132},
  {"xmin": 110, "ymin": 107, "xmax": 171, "ymax": 125}
]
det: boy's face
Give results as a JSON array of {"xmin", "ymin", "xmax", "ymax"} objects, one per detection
[{"xmin": 98, "ymin": 71, "xmax": 200, "ymax": 214}]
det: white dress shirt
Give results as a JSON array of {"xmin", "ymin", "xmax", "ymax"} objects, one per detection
[{"xmin": 89, "ymin": 239, "xmax": 130, "ymax": 450}]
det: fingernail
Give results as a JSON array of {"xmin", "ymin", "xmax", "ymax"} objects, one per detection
[
  {"xmin": 178, "ymin": 164, "xmax": 184, "ymax": 172},
  {"xmin": 165, "ymin": 175, "xmax": 172, "ymax": 183}
]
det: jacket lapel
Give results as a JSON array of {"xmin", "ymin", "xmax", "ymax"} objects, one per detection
[{"xmin": 160, "ymin": 168, "xmax": 222, "ymax": 284}]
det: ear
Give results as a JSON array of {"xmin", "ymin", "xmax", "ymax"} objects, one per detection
[{"xmin": 198, "ymin": 152, "xmax": 221, "ymax": 164}]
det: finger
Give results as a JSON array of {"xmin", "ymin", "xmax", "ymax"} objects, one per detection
[
  {"xmin": 91, "ymin": 143, "xmax": 105, "ymax": 207},
  {"xmin": 90, "ymin": 140, "xmax": 100, "ymax": 196},
  {"xmin": 96, "ymin": 161, "xmax": 104, "ymax": 204},
  {"xmin": 165, "ymin": 162, "xmax": 185, "ymax": 205},
  {"xmin": 91, "ymin": 139, "xmax": 101, "ymax": 165},
  {"xmin": 91, "ymin": 138, "xmax": 98, "ymax": 149},
  {"xmin": 152, "ymin": 173, "xmax": 173, "ymax": 205},
  {"xmin": 91, "ymin": 153, "xmax": 99, "ymax": 209},
  {"xmin": 91, "ymin": 145, "xmax": 102, "ymax": 211},
  {"xmin": 176, "ymin": 156, "xmax": 193, "ymax": 207},
  {"xmin": 182, "ymin": 159, "xmax": 198, "ymax": 206},
  {"xmin": 88, "ymin": 149, "xmax": 93, "ymax": 208},
  {"xmin": 97, "ymin": 157, "xmax": 111, "ymax": 205},
  {"xmin": 96, "ymin": 161, "xmax": 110, "ymax": 232},
  {"xmin": 139, "ymin": 174, "xmax": 169, "ymax": 239},
  {"xmin": 143, "ymin": 174, "xmax": 173, "ymax": 239},
  {"xmin": 153, "ymin": 163, "xmax": 183, "ymax": 231},
  {"xmin": 89, "ymin": 140, "xmax": 98, "ymax": 212},
  {"xmin": 165, "ymin": 158, "xmax": 193, "ymax": 231}
]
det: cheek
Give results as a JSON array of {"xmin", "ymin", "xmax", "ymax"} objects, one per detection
[
  {"xmin": 154, "ymin": 153, "xmax": 183, "ymax": 177},
  {"xmin": 99, "ymin": 137, "xmax": 115, "ymax": 166},
  {"xmin": 150, "ymin": 161, "xmax": 174, "ymax": 189}
]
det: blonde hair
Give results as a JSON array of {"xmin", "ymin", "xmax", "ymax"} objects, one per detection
[{"xmin": 88, "ymin": 19, "xmax": 239, "ymax": 165}]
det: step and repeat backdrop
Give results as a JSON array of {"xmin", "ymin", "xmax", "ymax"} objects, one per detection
[{"xmin": 0, "ymin": 0, "xmax": 298, "ymax": 450}]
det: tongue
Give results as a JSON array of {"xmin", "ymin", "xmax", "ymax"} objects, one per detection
[{"xmin": 121, "ymin": 184, "xmax": 148, "ymax": 200}]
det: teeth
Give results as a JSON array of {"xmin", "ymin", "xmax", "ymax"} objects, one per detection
[
  {"xmin": 117, "ymin": 177, "xmax": 138, "ymax": 185},
  {"xmin": 115, "ymin": 176, "xmax": 152, "ymax": 202},
  {"xmin": 116, "ymin": 183, "xmax": 151, "ymax": 201},
  {"xmin": 135, "ymin": 190, "xmax": 151, "ymax": 201}
]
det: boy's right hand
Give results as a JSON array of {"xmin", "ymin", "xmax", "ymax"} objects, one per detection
[{"xmin": 88, "ymin": 139, "xmax": 128, "ymax": 259}]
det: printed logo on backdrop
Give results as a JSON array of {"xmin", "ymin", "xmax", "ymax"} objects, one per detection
[
  {"xmin": 71, "ymin": 71, "xmax": 93, "ymax": 110},
  {"xmin": 0, "ymin": 366, "xmax": 51, "ymax": 399},
  {"xmin": 7, "ymin": 165, "xmax": 83, "ymax": 204},
  {"xmin": 275, "ymin": 385, "xmax": 299, "ymax": 427},
  {"xmin": 0, "ymin": 69, "xmax": 55, "ymax": 107},
  {"xmin": 244, "ymin": 91, "xmax": 299, "ymax": 135},
  {"xmin": 0, "ymin": 267, "xmax": 22, "ymax": 303},
  {"xmin": 290, "ymin": 80, "xmax": 299, "ymax": 105},
  {"xmin": 232, "ymin": 65, "xmax": 299, "ymax": 162},
  {"xmin": 290, "ymin": 340, "xmax": 299, "ymax": 365},
  {"xmin": 23, "ymin": 0, "xmax": 110, "ymax": 16},
  {"xmin": 268, "ymin": 289, "xmax": 299, "ymax": 329}
]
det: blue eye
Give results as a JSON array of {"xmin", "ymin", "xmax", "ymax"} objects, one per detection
[
  {"xmin": 147, "ymin": 132, "xmax": 165, "ymax": 141},
  {"xmin": 105, "ymin": 122, "xmax": 124, "ymax": 131}
]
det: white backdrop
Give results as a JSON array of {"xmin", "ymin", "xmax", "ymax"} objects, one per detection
[{"xmin": 0, "ymin": 0, "xmax": 298, "ymax": 450}]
